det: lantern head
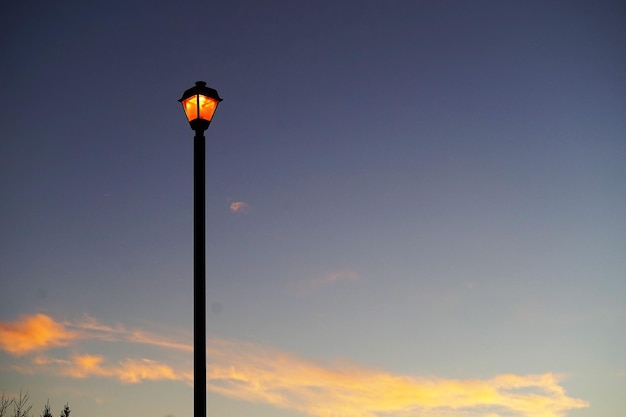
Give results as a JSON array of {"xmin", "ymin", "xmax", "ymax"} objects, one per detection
[{"xmin": 179, "ymin": 81, "xmax": 223, "ymax": 131}]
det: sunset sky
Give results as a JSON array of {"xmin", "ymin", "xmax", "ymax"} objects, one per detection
[{"xmin": 1, "ymin": 2, "xmax": 625, "ymax": 417}]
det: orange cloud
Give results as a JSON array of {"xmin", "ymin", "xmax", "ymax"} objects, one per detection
[
  {"xmin": 229, "ymin": 201, "xmax": 250, "ymax": 213},
  {"xmin": 117, "ymin": 358, "xmax": 180, "ymax": 383},
  {"xmin": 0, "ymin": 314, "xmax": 76, "ymax": 355},
  {"xmin": 0, "ymin": 314, "xmax": 192, "ymax": 356},
  {"xmin": 65, "ymin": 354, "xmax": 107, "ymax": 378},
  {"xmin": 205, "ymin": 339, "xmax": 588, "ymax": 417},
  {"xmin": 61, "ymin": 354, "xmax": 189, "ymax": 385},
  {"xmin": 1, "ymin": 314, "xmax": 589, "ymax": 417}
]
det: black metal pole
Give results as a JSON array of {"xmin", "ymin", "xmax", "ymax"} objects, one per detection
[{"xmin": 193, "ymin": 129, "xmax": 206, "ymax": 417}]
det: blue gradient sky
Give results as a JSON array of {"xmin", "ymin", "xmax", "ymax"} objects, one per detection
[{"xmin": 1, "ymin": 2, "xmax": 625, "ymax": 417}]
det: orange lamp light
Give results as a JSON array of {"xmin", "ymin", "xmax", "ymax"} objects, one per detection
[{"xmin": 179, "ymin": 81, "xmax": 223, "ymax": 131}]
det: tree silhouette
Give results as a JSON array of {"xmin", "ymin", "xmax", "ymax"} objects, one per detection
[
  {"xmin": 40, "ymin": 401, "xmax": 52, "ymax": 417},
  {"xmin": 58, "ymin": 404, "xmax": 69, "ymax": 417},
  {"xmin": 0, "ymin": 391, "xmax": 71, "ymax": 417}
]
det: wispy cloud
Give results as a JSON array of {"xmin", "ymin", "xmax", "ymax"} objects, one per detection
[
  {"xmin": 28, "ymin": 354, "xmax": 190, "ymax": 385},
  {"xmin": 0, "ymin": 314, "xmax": 588, "ymax": 417},
  {"xmin": 63, "ymin": 355, "xmax": 189, "ymax": 384},
  {"xmin": 206, "ymin": 340, "xmax": 587, "ymax": 417},
  {"xmin": 299, "ymin": 269, "xmax": 361, "ymax": 295},
  {"xmin": 70, "ymin": 314, "xmax": 192, "ymax": 352},
  {"xmin": 229, "ymin": 201, "xmax": 250, "ymax": 213}
]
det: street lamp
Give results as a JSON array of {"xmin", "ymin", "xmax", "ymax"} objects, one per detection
[{"xmin": 179, "ymin": 81, "xmax": 223, "ymax": 417}]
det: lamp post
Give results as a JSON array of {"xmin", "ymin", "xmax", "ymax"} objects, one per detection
[{"xmin": 178, "ymin": 81, "xmax": 223, "ymax": 417}]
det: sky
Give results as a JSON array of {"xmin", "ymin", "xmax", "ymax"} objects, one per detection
[{"xmin": 1, "ymin": 1, "xmax": 625, "ymax": 417}]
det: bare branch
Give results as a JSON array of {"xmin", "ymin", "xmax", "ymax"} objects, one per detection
[
  {"xmin": 12, "ymin": 389, "xmax": 32, "ymax": 417},
  {"xmin": 0, "ymin": 392, "xmax": 12, "ymax": 417}
]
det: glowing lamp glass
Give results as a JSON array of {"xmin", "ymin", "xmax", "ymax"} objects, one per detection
[
  {"xmin": 179, "ymin": 81, "xmax": 222, "ymax": 131},
  {"xmin": 182, "ymin": 94, "xmax": 219, "ymax": 123}
]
